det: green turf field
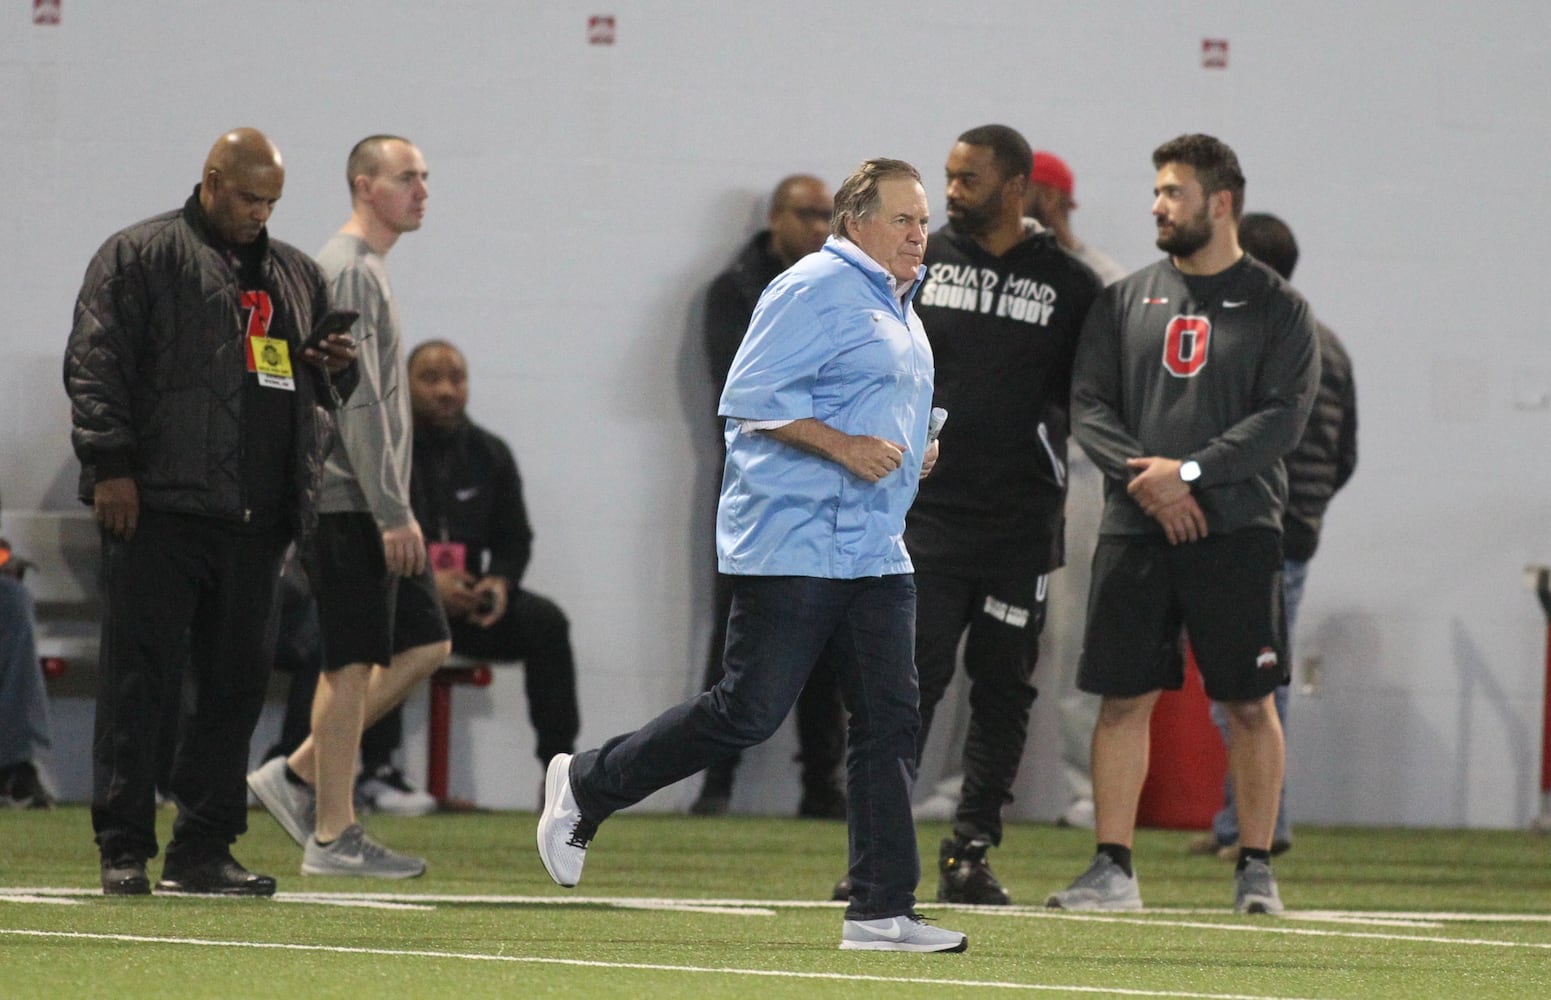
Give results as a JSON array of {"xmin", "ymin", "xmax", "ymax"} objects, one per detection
[{"xmin": 3, "ymin": 806, "xmax": 1549, "ymax": 998}]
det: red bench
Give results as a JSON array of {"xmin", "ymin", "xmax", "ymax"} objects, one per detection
[{"xmin": 425, "ymin": 657, "xmax": 494, "ymax": 805}]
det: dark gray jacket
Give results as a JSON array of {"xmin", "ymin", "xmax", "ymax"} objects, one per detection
[{"xmin": 64, "ymin": 190, "xmax": 356, "ymax": 542}]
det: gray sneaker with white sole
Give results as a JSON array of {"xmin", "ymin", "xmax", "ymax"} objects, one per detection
[
  {"xmin": 302, "ymin": 823, "xmax": 426, "ymax": 879},
  {"xmin": 839, "ymin": 913, "xmax": 968, "ymax": 952},
  {"xmin": 1234, "ymin": 858, "xmax": 1284, "ymax": 914},
  {"xmin": 247, "ymin": 756, "xmax": 316, "ymax": 848},
  {"xmin": 1046, "ymin": 853, "xmax": 1143, "ymax": 911}
]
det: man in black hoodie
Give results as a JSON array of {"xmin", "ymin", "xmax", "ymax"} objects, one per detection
[
  {"xmin": 908, "ymin": 125, "xmax": 1102, "ymax": 904},
  {"xmin": 405, "ymin": 340, "xmax": 579, "ymax": 774}
]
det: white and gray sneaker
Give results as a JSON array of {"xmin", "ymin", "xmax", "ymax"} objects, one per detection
[
  {"xmin": 536, "ymin": 753, "xmax": 595, "ymax": 887},
  {"xmin": 1233, "ymin": 858, "xmax": 1284, "ymax": 915},
  {"xmin": 357, "ymin": 765, "xmax": 437, "ymax": 817},
  {"xmin": 247, "ymin": 756, "xmax": 316, "ymax": 848},
  {"xmin": 1045, "ymin": 853, "xmax": 1143, "ymax": 911},
  {"xmin": 839, "ymin": 913, "xmax": 968, "ymax": 953},
  {"xmin": 302, "ymin": 823, "xmax": 426, "ymax": 878}
]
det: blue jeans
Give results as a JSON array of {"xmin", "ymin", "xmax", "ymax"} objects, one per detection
[
  {"xmin": 1209, "ymin": 558, "xmax": 1307, "ymax": 847},
  {"xmin": 571, "ymin": 573, "xmax": 922, "ymax": 920},
  {"xmin": 0, "ymin": 575, "xmax": 51, "ymax": 768}
]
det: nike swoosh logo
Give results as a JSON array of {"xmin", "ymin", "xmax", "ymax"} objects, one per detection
[
  {"xmin": 320, "ymin": 848, "xmax": 366, "ymax": 868},
  {"xmin": 455, "ymin": 488, "xmax": 479, "ymax": 501},
  {"xmin": 1223, "ymin": 299, "xmax": 1248, "ymax": 308},
  {"xmin": 858, "ymin": 921, "xmax": 905, "ymax": 940}
]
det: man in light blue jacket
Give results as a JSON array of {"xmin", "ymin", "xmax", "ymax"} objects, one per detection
[{"xmin": 537, "ymin": 158, "xmax": 966, "ymax": 953}]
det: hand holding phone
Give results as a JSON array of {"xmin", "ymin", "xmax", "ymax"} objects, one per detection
[{"xmin": 303, "ymin": 309, "xmax": 359, "ymax": 353}]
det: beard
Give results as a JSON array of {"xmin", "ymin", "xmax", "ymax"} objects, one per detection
[
  {"xmin": 947, "ymin": 194, "xmax": 1001, "ymax": 237},
  {"xmin": 1155, "ymin": 203, "xmax": 1212, "ymax": 257}
]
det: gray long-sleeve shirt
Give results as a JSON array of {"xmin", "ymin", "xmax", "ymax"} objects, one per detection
[
  {"xmin": 315, "ymin": 234, "xmax": 414, "ymax": 529},
  {"xmin": 1072, "ymin": 254, "xmax": 1319, "ymax": 537}
]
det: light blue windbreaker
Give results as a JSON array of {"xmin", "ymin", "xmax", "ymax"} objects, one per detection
[{"xmin": 716, "ymin": 237, "xmax": 934, "ymax": 578}]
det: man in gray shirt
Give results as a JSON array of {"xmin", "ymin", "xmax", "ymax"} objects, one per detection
[
  {"xmin": 249, "ymin": 135, "xmax": 450, "ymax": 878},
  {"xmin": 1046, "ymin": 134, "xmax": 1317, "ymax": 917}
]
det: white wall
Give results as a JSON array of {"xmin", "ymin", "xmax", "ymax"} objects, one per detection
[{"xmin": 5, "ymin": 1, "xmax": 1549, "ymax": 827}]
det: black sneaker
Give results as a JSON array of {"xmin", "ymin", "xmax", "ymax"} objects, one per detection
[
  {"xmin": 101, "ymin": 856, "xmax": 151, "ymax": 896},
  {"xmin": 0, "ymin": 761, "xmax": 54, "ymax": 809},
  {"xmin": 157, "ymin": 849, "xmax": 277, "ymax": 896},
  {"xmin": 936, "ymin": 836, "xmax": 1011, "ymax": 905},
  {"xmin": 690, "ymin": 763, "xmax": 734, "ymax": 816},
  {"xmin": 797, "ymin": 780, "xmax": 846, "ymax": 820}
]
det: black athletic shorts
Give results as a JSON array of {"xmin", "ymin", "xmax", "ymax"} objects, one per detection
[
  {"xmin": 314, "ymin": 511, "xmax": 450, "ymax": 672},
  {"xmin": 1078, "ymin": 527, "xmax": 1287, "ymax": 702}
]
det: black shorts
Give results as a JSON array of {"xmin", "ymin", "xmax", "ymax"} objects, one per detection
[
  {"xmin": 314, "ymin": 512, "xmax": 450, "ymax": 672},
  {"xmin": 1079, "ymin": 528, "xmax": 1287, "ymax": 702}
]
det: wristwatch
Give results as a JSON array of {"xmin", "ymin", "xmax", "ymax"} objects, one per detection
[{"xmin": 1179, "ymin": 460, "xmax": 1202, "ymax": 484}]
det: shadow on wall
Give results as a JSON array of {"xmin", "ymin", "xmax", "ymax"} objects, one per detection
[
  {"xmin": 1451, "ymin": 618, "xmax": 1535, "ymax": 824},
  {"xmin": 672, "ymin": 189, "xmax": 757, "ymax": 704},
  {"xmin": 1290, "ymin": 609, "xmax": 1405, "ymax": 824},
  {"xmin": 676, "ymin": 279, "xmax": 723, "ymax": 701},
  {"xmin": 42, "ymin": 459, "xmax": 81, "ymax": 512}
]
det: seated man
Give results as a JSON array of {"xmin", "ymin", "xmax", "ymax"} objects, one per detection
[
  {"xmin": 391, "ymin": 339, "xmax": 580, "ymax": 777},
  {"xmin": 0, "ymin": 530, "xmax": 54, "ymax": 809}
]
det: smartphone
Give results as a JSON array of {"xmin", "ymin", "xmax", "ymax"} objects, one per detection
[{"xmin": 303, "ymin": 309, "xmax": 359, "ymax": 352}]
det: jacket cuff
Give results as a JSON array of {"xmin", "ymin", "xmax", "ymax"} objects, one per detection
[{"xmin": 93, "ymin": 451, "xmax": 136, "ymax": 481}]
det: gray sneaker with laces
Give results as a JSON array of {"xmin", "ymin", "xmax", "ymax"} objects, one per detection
[
  {"xmin": 840, "ymin": 913, "xmax": 968, "ymax": 952},
  {"xmin": 302, "ymin": 823, "xmax": 426, "ymax": 879},
  {"xmin": 1234, "ymin": 858, "xmax": 1284, "ymax": 914},
  {"xmin": 247, "ymin": 756, "xmax": 316, "ymax": 848},
  {"xmin": 1045, "ymin": 853, "xmax": 1143, "ymax": 911}
]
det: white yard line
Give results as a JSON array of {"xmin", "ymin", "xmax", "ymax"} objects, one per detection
[
  {"xmin": 0, "ymin": 927, "xmax": 1340, "ymax": 1000},
  {"xmin": 4, "ymin": 887, "xmax": 1550, "ymax": 952}
]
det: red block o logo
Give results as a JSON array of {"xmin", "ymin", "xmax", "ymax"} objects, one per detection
[{"xmin": 1162, "ymin": 316, "xmax": 1211, "ymax": 377}]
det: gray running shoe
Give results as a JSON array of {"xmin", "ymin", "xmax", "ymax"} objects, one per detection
[
  {"xmin": 840, "ymin": 913, "xmax": 968, "ymax": 953},
  {"xmin": 1234, "ymin": 858, "xmax": 1284, "ymax": 914},
  {"xmin": 536, "ymin": 753, "xmax": 595, "ymax": 887},
  {"xmin": 247, "ymin": 756, "xmax": 316, "ymax": 848},
  {"xmin": 302, "ymin": 823, "xmax": 426, "ymax": 878},
  {"xmin": 1045, "ymin": 853, "xmax": 1143, "ymax": 911}
]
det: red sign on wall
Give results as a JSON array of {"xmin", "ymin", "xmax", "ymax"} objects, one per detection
[
  {"xmin": 588, "ymin": 15, "xmax": 615, "ymax": 46},
  {"xmin": 34, "ymin": 0, "xmax": 62, "ymax": 25},
  {"xmin": 1201, "ymin": 38, "xmax": 1228, "ymax": 69}
]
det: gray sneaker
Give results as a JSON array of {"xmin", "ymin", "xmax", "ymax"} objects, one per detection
[
  {"xmin": 1046, "ymin": 853, "xmax": 1143, "ymax": 911},
  {"xmin": 536, "ymin": 753, "xmax": 595, "ymax": 887},
  {"xmin": 302, "ymin": 823, "xmax": 426, "ymax": 879},
  {"xmin": 247, "ymin": 756, "xmax": 316, "ymax": 848},
  {"xmin": 840, "ymin": 913, "xmax": 968, "ymax": 953},
  {"xmin": 1234, "ymin": 858, "xmax": 1284, "ymax": 914}
]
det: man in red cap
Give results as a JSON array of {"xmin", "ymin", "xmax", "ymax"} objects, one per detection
[
  {"xmin": 1025, "ymin": 151, "xmax": 1127, "ymax": 285},
  {"xmin": 1023, "ymin": 149, "xmax": 1128, "ymax": 834}
]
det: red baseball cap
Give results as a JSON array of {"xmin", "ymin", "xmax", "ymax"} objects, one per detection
[{"xmin": 1030, "ymin": 151, "xmax": 1075, "ymax": 205}]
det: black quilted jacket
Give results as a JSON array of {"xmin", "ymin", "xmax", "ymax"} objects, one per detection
[
  {"xmin": 64, "ymin": 189, "xmax": 357, "ymax": 542},
  {"xmin": 1281, "ymin": 322, "xmax": 1357, "ymax": 562}
]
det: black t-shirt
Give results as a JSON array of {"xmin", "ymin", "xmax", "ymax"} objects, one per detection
[{"xmin": 228, "ymin": 240, "xmax": 296, "ymax": 528}]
